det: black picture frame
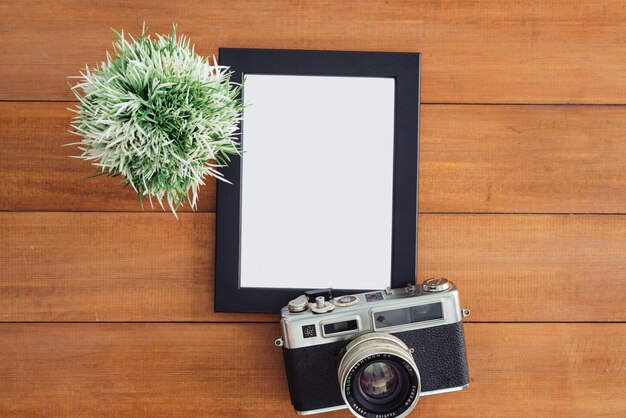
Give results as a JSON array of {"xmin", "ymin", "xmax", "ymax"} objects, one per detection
[{"xmin": 215, "ymin": 48, "xmax": 420, "ymax": 313}]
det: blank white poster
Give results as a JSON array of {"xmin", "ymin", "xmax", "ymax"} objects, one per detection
[{"xmin": 239, "ymin": 74, "xmax": 395, "ymax": 290}]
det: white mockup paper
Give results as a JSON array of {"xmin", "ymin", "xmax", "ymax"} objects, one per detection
[{"xmin": 239, "ymin": 74, "xmax": 395, "ymax": 290}]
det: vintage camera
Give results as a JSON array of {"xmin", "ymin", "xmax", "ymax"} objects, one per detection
[{"xmin": 275, "ymin": 279, "xmax": 470, "ymax": 417}]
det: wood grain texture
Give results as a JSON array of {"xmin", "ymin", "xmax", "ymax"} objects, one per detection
[
  {"xmin": 2, "ymin": 1, "xmax": 626, "ymax": 103},
  {"xmin": 0, "ymin": 212, "xmax": 273, "ymax": 323},
  {"xmin": 418, "ymin": 214, "xmax": 626, "ymax": 322},
  {"xmin": 1, "ymin": 212, "xmax": 624, "ymax": 322},
  {"xmin": 0, "ymin": 323, "xmax": 623, "ymax": 417},
  {"xmin": 420, "ymin": 105, "xmax": 626, "ymax": 213},
  {"xmin": 1, "ymin": 1, "xmax": 625, "ymax": 416},
  {"xmin": 0, "ymin": 103, "xmax": 213, "ymax": 212},
  {"xmin": 3, "ymin": 102, "xmax": 626, "ymax": 214}
]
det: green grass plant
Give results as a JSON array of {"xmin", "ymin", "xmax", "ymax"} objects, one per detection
[{"xmin": 68, "ymin": 25, "xmax": 242, "ymax": 214}]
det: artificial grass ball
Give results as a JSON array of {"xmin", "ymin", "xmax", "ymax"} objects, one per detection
[{"xmin": 69, "ymin": 26, "xmax": 242, "ymax": 214}]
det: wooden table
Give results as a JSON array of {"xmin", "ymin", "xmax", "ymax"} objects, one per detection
[{"xmin": 0, "ymin": 1, "xmax": 624, "ymax": 416}]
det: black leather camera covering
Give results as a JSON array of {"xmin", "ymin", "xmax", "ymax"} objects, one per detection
[{"xmin": 281, "ymin": 321, "xmax": 470, "ymax": 412}]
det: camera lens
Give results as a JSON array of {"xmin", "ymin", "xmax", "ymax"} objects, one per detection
[
  {"xmin": 338, "ymin": 333, "xmax": 420, "ymax": 418},
  {"xmin": 358, "ymin": 361, "xmax": 400, "ymax": 400}
]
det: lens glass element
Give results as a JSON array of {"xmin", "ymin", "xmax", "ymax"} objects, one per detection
[{"xmin": 358, "ymin": 361, "xmax": 399, "ymax": 400}]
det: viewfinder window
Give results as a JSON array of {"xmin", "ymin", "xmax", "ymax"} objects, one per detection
[
  {"xmin": 323, "ymin": 319, "xmax": 359, "ymax": 335},
  {"xmin": 374, "ymin": 303, "xmax": 443, "ymax": 329}
]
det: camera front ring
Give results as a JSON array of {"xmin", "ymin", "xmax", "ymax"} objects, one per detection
[{"xmin": 338, "ymin": 333, "xmax": 421, "ymax": 418}]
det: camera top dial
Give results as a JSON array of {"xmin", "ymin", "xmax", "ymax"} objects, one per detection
[
  {"xmin": 287, "ymin": 295, "xmax": 310, "ymax": 313},
  {"xmin": 422, "ymin": 277, "xmax": 451, "ymax": 292},
  {"xmin": 333, "ymin": 295, "xmax": 359, "ymax": 307}
]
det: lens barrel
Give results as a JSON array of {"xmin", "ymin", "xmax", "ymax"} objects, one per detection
[{"xmin": 338, "ymin": 333, "xmax": 420, "ymax": 418}]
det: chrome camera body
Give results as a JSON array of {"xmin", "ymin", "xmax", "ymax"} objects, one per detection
[{"xmin": 277, "ymin": 279, "xmax": 470, "ymax": 417}]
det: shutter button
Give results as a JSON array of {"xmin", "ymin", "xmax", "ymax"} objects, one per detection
[{"xmin": 310, "ymin": 296, "xmax": 335, "ymax": 314}]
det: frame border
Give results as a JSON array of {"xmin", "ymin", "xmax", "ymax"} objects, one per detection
[{"xmin": 215, "ymin": 48, "xmax": 420, "ymax": 313}]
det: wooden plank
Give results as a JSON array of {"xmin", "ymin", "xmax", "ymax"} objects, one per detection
[
  {"xmin": 0, "ymin": 103, "xmax": 213, "ymax": 212},
  {"xmin": 1, "ymin": 1, "xmax": 626, "ymax": 103},
  {"xmin": 1, "ymin": 213, "xmax": 625, "ymax": 322},
  {"xmin": 420, "ymin": 105, "xmax": 626, "ymax": 213},
  {"xmin": 0, "ymin": 212, "xmax": 274, "ymax": 323},
  {"xmin": 418, "ymin": 214, "xmax": 626, "ymax": 322},
  {"xmin": 3, "ymin": 103, "xmax": 626, "ymax": 214},
  {"xmin": 0, "ymin": 323, "xmax": 623, "ymax": 417}
]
